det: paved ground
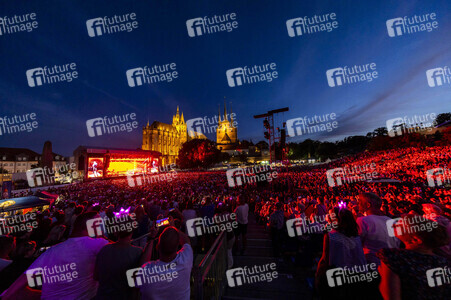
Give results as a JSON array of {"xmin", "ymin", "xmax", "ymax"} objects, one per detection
[{"xmin": 222, "ymin": 214, "xmax": 313, "ymax": 300}]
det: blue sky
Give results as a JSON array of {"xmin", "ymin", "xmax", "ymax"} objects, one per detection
[{"xmin": 0, "ymin": 0, "xmax": 450, "ymax": 156}]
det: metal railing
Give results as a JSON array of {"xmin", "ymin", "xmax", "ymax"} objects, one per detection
[{"xmin": 192, "ymin": 231, "xmax": 228, "ymax": 300}]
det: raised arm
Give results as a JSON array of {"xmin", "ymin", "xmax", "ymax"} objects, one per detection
[
  {"xmin": 178, "ymin": 228, "xmax": 191, "ymax": 246},
  {"xmin": 139, "ymin": 239, "xmax": 155, "ymax": 265}
]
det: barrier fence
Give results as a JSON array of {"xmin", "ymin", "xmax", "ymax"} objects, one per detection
[{"xmin": 192, "ymin": 231, "xmax": 228, "ymax": 300}]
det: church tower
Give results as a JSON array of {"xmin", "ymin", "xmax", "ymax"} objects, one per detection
[
  {"xmin": 172, "ymin": 106, "xmax": 187, "ymax": 144},
  {"xmin": 142, "ymin": 120, "xmax": 151, "ymax": 151},
  {"xmin": 216, "ymin": 100, "xmax": 238, "ymax": 150},
  {"xmin": 142, "ymin": 107, "xmax": 188, "ymax": 165}
]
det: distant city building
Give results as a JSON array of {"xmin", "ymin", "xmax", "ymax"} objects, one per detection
[
  {"xmin": 142, "ymin": 107, "xmax": 188, "ymax": 165},
  {"xmin": 0, "ymin": 147, "xmax": 67, "ymax": 174},
  {"xmin": 216, "ymin": 103, "xmax": 238, "ymax": 151}
]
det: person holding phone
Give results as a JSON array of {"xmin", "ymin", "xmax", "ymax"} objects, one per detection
[{"xmin": 139, "ymin": 226, "xmax": 192, "ymax": 300}]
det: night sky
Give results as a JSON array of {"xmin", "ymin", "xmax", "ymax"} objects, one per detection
[{"xmin": 0, "ymin": 0, "xmax": 450, "ymax": 156}]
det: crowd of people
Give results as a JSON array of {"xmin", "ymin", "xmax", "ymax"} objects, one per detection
[{"xmin": 0, "ymin": 145, "xmax": 450, "ymax": 299}]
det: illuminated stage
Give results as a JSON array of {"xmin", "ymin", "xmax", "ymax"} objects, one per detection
[{"xmin": 73, "ymin": 146, "xmax": 162, "ymax": 179}]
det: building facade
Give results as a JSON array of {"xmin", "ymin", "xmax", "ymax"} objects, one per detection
[
  {"xmin": 0, "ymin": 147, "xmax": 67, "ymax": 174},
  {"xmin": 142, "ymin": 107, "xmax": 188, "ymax": 165}
]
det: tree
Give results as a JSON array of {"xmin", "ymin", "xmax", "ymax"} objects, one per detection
[
  {"xmin": 315, "ymin": 142, "xmax": 337, "ymax": 160},
  {"xmin": 238, "ymin": 152, "xmax": 247, "ymax": 163},
  {"xmin": 220, "ymin": 152, "xmax": 230, "ymax": 162},
  {"xmin": 433, "ymin": 113, "xmax": 451, "ymax": 126},
  {"xmin": 256, "ymin": 141, "xmax": 269, "ymax": 150},
  {"xmin": 177, "ymin": 139, "xmax": 221, "ymax": 169},
  {"xmin": 239, "ymin": 140, "xmax": 251, "ymax": 148},
  {"xmin": 373, "ymin": 127, "xmax": 388, "ymax": 137},
  {"xmin": 336, "ymin": 135, "xmax": 369, "ymax": 154},
  {"xmin": 0, "ymin": 167, "xmax": 8, "ymax": 174}
]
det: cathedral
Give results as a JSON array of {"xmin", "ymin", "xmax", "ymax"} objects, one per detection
[
  {"xmin": 142, "ymin": 104, "xmax": 238, "ymax": 165},
  {"xmin": 142, "ymin": 107, "xmax": 187, "ymax": 165},
  {"xmin": 216, "ymin": 103, "xmax": 238, "ymax": 151}
]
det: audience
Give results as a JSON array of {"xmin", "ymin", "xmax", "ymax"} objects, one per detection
[
  {"xmin": 378, "ymin": 214, "xmax": 451, "ymax": 299},
  {"xmin": 0, "ymin": 145, "xmax": 450, "ymax": 299}
]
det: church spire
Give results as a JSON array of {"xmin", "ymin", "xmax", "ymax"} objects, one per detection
[
  {"xmin": 176, "ymin": 106, "xmax": 180, "ymax": 116},
  {"xmin": 218, "ymin": 104, "xmax": 221, "ymax": 122},
  {"xmin": 229, "ymin": 102, "xmax": 233, "ymax": 122},
  {"xmin": 223, "ymin": 97, "xmax": 228, "ymax": 121}
]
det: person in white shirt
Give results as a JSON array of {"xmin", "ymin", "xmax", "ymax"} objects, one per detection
[
  {"xmin": 234, "ymin": 196, "xmax": 249, "ymax": 255},
  {"xmin": 3, "ymin": 212, "xmax": 108, "ymax": 300},
  {"xmin": 139, "ymin": 226, "xmax": 193, "ymax": 300},
  {"xmin": 356, "ymin": 193, "xmax": 400, "ymax": 265}
]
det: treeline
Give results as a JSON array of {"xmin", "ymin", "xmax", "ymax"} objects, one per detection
[{"xmin": 287, "ymin": 113, "xmax": 451, "ymax": 161}]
